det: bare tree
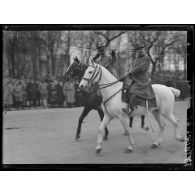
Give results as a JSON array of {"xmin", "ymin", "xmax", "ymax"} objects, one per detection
[
  {"xmin": 93, "ymin": 30, "xmax": 125, "ymax": 49},
  {"xmin": 127, "ymin": 31, "xmax": 177, "ymax": 79}
]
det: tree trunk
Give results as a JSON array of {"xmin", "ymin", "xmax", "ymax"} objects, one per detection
[
  {"xmin": 38, "ymin": 44, "xmax": 42, "ymax": 75},
  {"xmin": 66, "ymin": 31, "xmax": 71, "ymax": 68},
  {"xmin": 11, "ymin": 45, "xmax": 15, "ymax": 78},
  {"xmin": 183, "ymin": 56, "xmax": 187, "ymax": 80},
  {"xmin": 51, "ymin": 53, "xmax": 56, "ymax": 76},
  {"xmin": 151, "ymin": 60, "xmax": 157, "ymax": 80}
]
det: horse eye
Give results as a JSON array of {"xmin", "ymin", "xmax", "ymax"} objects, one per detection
[{"xmin": 89, "ymin": 71, "xmax": 93, "ymax": 74}]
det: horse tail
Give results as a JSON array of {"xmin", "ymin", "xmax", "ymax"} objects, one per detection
[{"xmin": 170, "ymin": 87, "xmax": 181, "ymax": 97}]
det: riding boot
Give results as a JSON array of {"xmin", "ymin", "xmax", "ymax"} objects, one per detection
[
  {"xmin": 121, "ymin": 87, "xmax": 129, "ymax": 103},
  {"xmin": 122, "ymin": 94, "xmax": 136, "ymax": 116},
  {"xmin": 122, "ymin": 76, "xmax": 132, "ymax": 103}
]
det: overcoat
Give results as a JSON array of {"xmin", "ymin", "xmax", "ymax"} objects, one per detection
[
  {"xmin": 63, "ymin": 81, "xmax": 76, "ymax": 104},
  {"xmin": 56, "ymin": 84, "xmax": 64, "ymax": 104},
  {"xmin": 4, "ymin": 83, "xmax": 14, "ymax": 105},
  {"xmin": 125, "ymin": 54, "xmax": 155, "ymax": 99},
  {"xmin": 13, "ymin": 84, "xmax": 23, "ymax": 102},
  {"xmin": 26, "ymin": 82, "xmax": 38, "ymax": 100}
]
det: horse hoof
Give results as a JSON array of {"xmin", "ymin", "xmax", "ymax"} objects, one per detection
[
  {"xmin": 124, "ymin": 132, "xmax": 128, "ymax": 136},
  {"xmin": 151, "ymin": 143, "xmax": 159, "ymax": 149},
  {"xmin": 75, "ymin": 134, "xmax": 80, "ymax": 141},
  {"xmin": 103, "ymin": 136, "xmax": 108, "ymax": 141},
  {"xmin": 124, "ymin": 148, "xmax": 133, "ymax": 153},
  {"xmin": 96, "ymin": 148, "xmax": 102, "ymax": 154},
  {"xmin": 143, "ymin": 126, "xmax": 149, "ymax": 131},
  {"xmin": 176, "ymin": 137, "xmax": 185, "ymax": 142}
]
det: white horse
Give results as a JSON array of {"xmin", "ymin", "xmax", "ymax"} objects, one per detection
[{"xmin": 79, "ymin": 59, "xmax": 185, "ymax": 154}]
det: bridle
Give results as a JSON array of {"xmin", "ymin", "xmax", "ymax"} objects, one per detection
[
  {"xmin": 81, "ymin": 63, "xmax": 124, "ymax": 112},
  {"xmin": 82, "ymin": 64, "xmax": 103, "ymax": 86}
]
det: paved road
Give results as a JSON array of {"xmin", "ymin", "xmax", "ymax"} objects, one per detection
[{"xmin": 3, "ymin": 100, "xmax": 190, "ymax": 164}]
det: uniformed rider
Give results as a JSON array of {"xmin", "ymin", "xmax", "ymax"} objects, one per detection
[
  {"xmin": 121, "ymin": 43, "xmax": 157, "ymax": 116},
  {"xmin": 93, "ymin": 45, "xmax": 118, "ymax": 78}
]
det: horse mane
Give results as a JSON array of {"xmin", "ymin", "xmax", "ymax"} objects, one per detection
[{"xmin": 95, "ymin": 62, "xmax": 118, "ymax": 82}]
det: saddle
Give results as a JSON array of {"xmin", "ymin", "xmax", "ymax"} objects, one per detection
[{"xmin": 133, "ymin": 96, "xmax": 157, "ymax": 109}]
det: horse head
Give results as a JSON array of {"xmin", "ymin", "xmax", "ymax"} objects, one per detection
[
  {"xmin": 64, "ymin": 56, "xmax": 87, "ymax": 81},
  {"xmin": 79, "ymin": 58, "xmax": 101, "ymax": 89}
]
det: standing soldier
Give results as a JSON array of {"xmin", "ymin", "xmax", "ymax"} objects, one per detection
[
  {"xmin": 22, "ymin": 79, "xmax": 28, "ymax": 108},
  {"xmin": 63, "ymin": 78, "xmax": 76, "ymax": 107},
  {"xmin": 121, "ymin": 43, "xmax": 157, "ymax": 116},
  {"xmin": 26, "ymin": 79, "xmax": 35, "ymax": 108},
  {"xmin": 4, "ymin": 79, "xmax": 14, "ymax": 110},
  {"xmin": 13, "ymin": 80, "xmax": 23, "ymax": 110},
  {"xmin": 38, "ymin": 79, "xmax": 48, "ymax": 108},
  {"xmin": 93, "ymin": 46, "xmax": 118, "ymax": 78},
  {"xmin": 56, "ymin": 80, "xmax": 64, "ymax": 107}
]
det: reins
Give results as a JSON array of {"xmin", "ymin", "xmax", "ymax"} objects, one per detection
[{"xmin": 81, "ymin": 63, "xmax": 145, "ymax": 113}]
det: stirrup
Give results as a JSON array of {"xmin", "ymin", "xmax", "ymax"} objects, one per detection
[{"xmin": 122, "ymin": 108, "xmax": 133, "ymax": 117}]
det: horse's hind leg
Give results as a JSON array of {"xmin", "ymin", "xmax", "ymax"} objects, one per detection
[
  {"xmin": 141, "ymin": 115, "xmax": 149, "ymax": 131},
  {"xmin": 129, "ymin": 117, "xmax": 133, "ymax": 128},
  {"xmin": 97, "ymin": 107, "xmax": 109, "ymax": 141},
  {"xmin": 164, "ymin": 113, "xmax": 185, "ymax": 142},
  {"xmin": 151, "ymin": 111, "xmax": 165, "ymax": 148},
  {"xmin": 129, "ymin": 115, "xmax": 149, "ymax": 132},
  {"xmin": 76, "ymin": 107, "xmax": 91, "ymax": 140}
]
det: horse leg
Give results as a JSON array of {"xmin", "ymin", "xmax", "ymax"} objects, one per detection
[
  {"xmin": 151, "ymin": 111, "xmax": 165, "ymax": 148},
  {"xmin": 126, "ymin": 116, "xmax": 133, "ymax": 135},
  {"xmin": 163, "ymin": 113, "xmax": 185, "ymax": 142},
  {"xmin": 96, "ymin": 114, "xmax": 112, "ymax": 154},
  {"xmin": 141, "ymin": 115, "xmax": 149, "ymax": 131},
  {"xmin": 120, "ymin": 115, "xmax": 135, "ymax": 153},
  {"xmin": 97, "ymin": 107, "xmax": 109, "ymax": 141},
  {"xmin": 76, "ymin": 107, "xmax": 91, "ymax": 140},
  {"xmin": 129, "ymin": 116, "xmax": 133, "ymax": 128}
]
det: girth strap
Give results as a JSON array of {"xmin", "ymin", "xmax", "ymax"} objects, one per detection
[{"xmin": 103, "ymin": 88, "xmax": 122, "ymax": 114}]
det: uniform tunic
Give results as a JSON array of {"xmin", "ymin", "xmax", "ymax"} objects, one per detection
[{"xmin": 95, "ymin": 55, "xmax": 118, "ymax": 78}]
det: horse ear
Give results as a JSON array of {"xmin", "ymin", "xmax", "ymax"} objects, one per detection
[{"xmin": 91, "ymin": 58, "xmax": 95, "ymax": 67}]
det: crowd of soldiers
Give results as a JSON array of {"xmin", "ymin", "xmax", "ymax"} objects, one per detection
[{"xmin": 3, "ymin": 77, "xmax": 84, "ymax": 111}]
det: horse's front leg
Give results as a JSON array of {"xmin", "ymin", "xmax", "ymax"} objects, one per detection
[
  {"xmin": 124, "ymin": 116, "xmax": 133, "ymax": 136},
  {"xmin": 120, "ymin": 115, "xmax": 135, "ymax": 153},
  {"xmin": 76, "ymin": 107, "xmax": 91, "ymax": 140},
  {"xmin": 97, "ymin": 107, "xmax": 109, "ymax": 141},
  {"xmin": 96, "ymin": 114, "xmax": 112, "ymax": 154}
]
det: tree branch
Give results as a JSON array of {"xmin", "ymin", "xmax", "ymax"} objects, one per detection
[
  {"xmin": 94, "ymin": 31, "xmax": 125, "ymax": 48},
  {"xmin": 93, "ymin": 31, "xmax": 109, "ymax": 41},
  {"xmin": 109, "ymin": 31, "xmax": 126, "ymax": 42},
  {"xmin": 163, "ymin": 40, "xmax": 176, "ymax": 50}
]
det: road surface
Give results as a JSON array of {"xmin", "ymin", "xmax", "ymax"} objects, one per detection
[{"xmin": 3, "ymin": 100, "xmax": 190, "ymax": 164}]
